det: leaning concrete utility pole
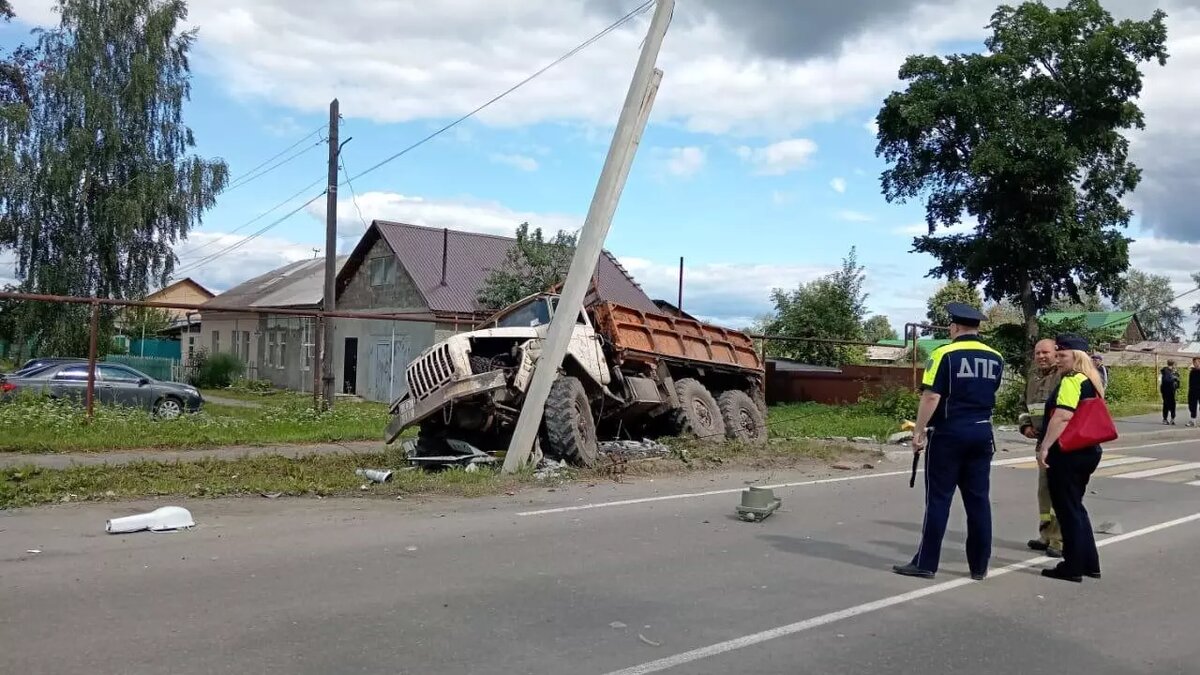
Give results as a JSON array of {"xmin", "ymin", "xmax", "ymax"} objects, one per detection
[
  {"xmin": 502, "ymin": 0, "xmax": 673, "ymax": 473},
  {"xmin": 321, "ymin": 98, "xmax": 339, "ymax": 409}
]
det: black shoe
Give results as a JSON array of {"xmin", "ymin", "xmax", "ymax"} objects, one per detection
[
  {"xmin": 1027, "ymin": 539, "xmax": 1049, "ymax": 551},
  {"xmin": 971, "ymin": 571, "xmax": 987, "ymax": 581},
  {"xmin": 1085, "ymin": 571, "xmax": 1101, "ymax": 579},
  {"xmin": 1041, "ymin": 567, "xmax": 1083, "ymax": 583},
  {"xmin": 1046, "ymin": 546, "xmax": 1063, "ymax": 559},
  {"xmin": 892, "ymin": 563, "xmax": 935, "ymax": 579}
]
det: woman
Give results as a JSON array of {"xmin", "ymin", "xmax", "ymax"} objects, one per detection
[
  {"xmin": 1188, "ymin": 357, "xmax": 1200, "ymax": 428},
  {"xmin": 1036, "ymin": 334, "xmax": 1105, "ymax": 583}
]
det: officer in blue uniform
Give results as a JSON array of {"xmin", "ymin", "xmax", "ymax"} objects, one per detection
[{"xmin": 893, "ymin": 302, "xmax": 1004, "ymax": 581}]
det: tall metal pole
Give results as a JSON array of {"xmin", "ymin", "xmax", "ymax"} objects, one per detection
[
  {"xmin": 321, "ymin": 98, "xmax": 339, "ymax": 410},
  {"xmin": 677, "ymin": 255, "xmax": 683, "ymax": 311},
  {"xmin": 503, "ymin": 0, "xmax": 673, "ymax": 473},
  {"xmin": 85, "ymin": 300, "xmax": 99, "ymax": 421}
]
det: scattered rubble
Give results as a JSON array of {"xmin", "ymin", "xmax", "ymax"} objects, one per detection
[
  {"xmin": 599, "ymin": 439, "xmax": 671, "ymax": 459},
  {"xmin": 831, "ymin": 462, "xmax": 857, "ymax": 471},
  {"xmin": 610, "ymin": 621, "xmax": 628, "ymax": 630},
  {"xmin": 535, "ymin": 459, "xmax": 569, "ymax": 481}
]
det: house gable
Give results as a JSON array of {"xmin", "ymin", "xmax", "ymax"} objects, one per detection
[{"xmin": 337, "ymin": 231, "xmax": 429, "ymax": 313}]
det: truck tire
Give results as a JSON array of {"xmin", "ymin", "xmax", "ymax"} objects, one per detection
[
  {"xmin": 752, "ymin": 387, "xmax": 767, "ymax": 418},
  {"xmin": 543, "ymin": 376, "xmax": 599, "ymax": 467},
  {"xmin": 673, "ymin": 378, "xmax": 726, "ymax": 441},
  {"xmin": 719, "ymin": 390, "xmax": 768, "ymax": 445}
]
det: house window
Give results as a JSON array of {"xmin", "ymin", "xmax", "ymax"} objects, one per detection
[
  {"xmin": 301, "ymin": 320, "xmax": 314, "ymax": 371},
  {"xmin": 211, "ymin": 331, "xmax": 220, "ymax": 354},
  {"xmin": 369, "ymin": 257, "xmax": 395, "ymax": 286},
  {"xmin": 266, "ymin": 332, "xmax": 277, "ymax": 368},
  {"xmin": 277, "ymin": 328, "xmax": 287, "ymax": 370},
  {"xmin": 240, "ymin": 331, "xmax": 251, "ymax": 362}
]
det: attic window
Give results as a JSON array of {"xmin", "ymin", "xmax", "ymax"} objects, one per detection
[{"xmin": 369, "ymin": 257, "xmax": 395, "ymax": 286}]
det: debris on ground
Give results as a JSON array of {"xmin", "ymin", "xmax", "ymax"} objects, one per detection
[
  {"xmin": 26, "ymin": 549, "xmax": 41, "ymax": 554},
  {"xmin": 260, "ymin": 492, "xmax": 283, "ymax": 499},
  {"xmin": 535, "ymin": 459, "xmax": 569, "ymax": 481},
  {"xmin": 106, "ymin": 506, "xmax": 195, "ymax": 534},
  {"xmin": 355, "ymin": 468, "xmax": 393, "ymax": 483},
  {"xmin": 1096, "ymin": 521, "xmax": 1124, "ymax": 535},
  {"xmin": 831, "ymin": 462, "xmax": 856, "ymax": 471},
  {"xmin": 599, "ymin": 439, "xmax": 671, "ymax": 459},
  {"xmin": 851, "ymin": 436, "xmax": 875, "ymax": 444},
  {"xmin": 610, "ymin": 621, "xmax": 628, "ymax": 629},
  {"xmin": 404, "ymin": 438, "xmax": 500, "ymax": 470},
  {"xmin": 736, "ymin": 486, "xmax": 781, "ymax": 522},
  {"xmin": 887, "ymin": 431, "xmax": 914, "ymax": 445},
  {"xmin": 638, "ymin": 634, "xmax": 662, "ymax": 647}
]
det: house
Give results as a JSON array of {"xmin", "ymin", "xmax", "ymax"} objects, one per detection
[
  {"xmin": 199, "ymin": 257, "xmax": 348, "ymax": 391},
  {"xmin": 652, "ymin": 299, "xmax": 696, "ymax": 321},
  {"xmin": 146, "ymin": 278, "xmax": 215, "ymax": 321},
  {"xmin": 331, "ymin": 220, "xmax": 658, "ymax": 402},
  {"xmin": 1042, "ymin": 311, "xmax": 1145, "ymax": 346},
  {"xmin": 870, "ymin": 338, "xmax": 951, "ymax": 364}
]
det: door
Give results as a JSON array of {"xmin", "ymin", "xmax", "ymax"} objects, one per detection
[
  {"xmin": 343, "ymin": 337, "xmax": 358, "ymax": 395},
  {"xmin": 98, "ymin": 364, "xmax": 154, "ymax": 411}
]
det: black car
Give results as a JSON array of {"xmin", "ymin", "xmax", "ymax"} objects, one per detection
[{"xmin": 1, "ymin": 362, "xmax": 204, "ymax": 418}]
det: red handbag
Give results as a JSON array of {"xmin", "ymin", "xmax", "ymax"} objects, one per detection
[{"xmin": 1058, "ymin": 397, "xmax": 1119, "ymax": 452}]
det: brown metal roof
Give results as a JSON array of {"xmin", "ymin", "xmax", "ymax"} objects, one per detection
[{"xmin": 364, "ymin": 221, "xmax": 657, "ymax": 315}]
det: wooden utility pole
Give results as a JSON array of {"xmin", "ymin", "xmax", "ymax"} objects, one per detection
[
  {"xmin": 321, "ymin": 98, "xmax": 339, "ymax": 409},
  {"xmin": 502, "ymin": 0, "xmax": 674, "ymax": 473}
]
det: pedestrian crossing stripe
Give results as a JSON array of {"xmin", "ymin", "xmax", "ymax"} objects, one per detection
[{"xmin": 1000, "ymin": 453, "xmax": 1200, "ymax": 486}]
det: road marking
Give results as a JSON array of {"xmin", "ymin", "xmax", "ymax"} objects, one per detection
[
  {"xmin": 520, "ymin": 439, "xmax": 1198, "ymax": 517},
  {"xmin": 1096, "ymin": 456, "xmax": 1156, "ymax": 469},
  {"xmin": 600, "ymin": 511, "xmax": 1200, "ymax": 675},
  {"xmin": 1189, "ymin": 480, "xmax": 1200, "ymax": 487},
  {"xmin": 1113, "ymin": 461, "xmax": 1200, "ymax": 480}
]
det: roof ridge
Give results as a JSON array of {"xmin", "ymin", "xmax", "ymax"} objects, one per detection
[{"xmin": 374, "ymin": 219, "xmax": 521, "ymax": 244}]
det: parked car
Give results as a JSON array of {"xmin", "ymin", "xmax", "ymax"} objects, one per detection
[
  {"xmin": 0, "ymin": 362, "xmax": 203, "ymax": 418},
  {"xmin": 9, "ymin": 357, "xmax": 86, "ymax": 377}
]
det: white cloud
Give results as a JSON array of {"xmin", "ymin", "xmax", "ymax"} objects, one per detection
[
  {"xmin": 489, "ymin": 153, "xmax": 539, "ymax": 172},
  {"xmin": 736, "ymin": 138, "xmax": 818, "ymax": 175},
  {"xmin": 830, "ymin": 177, "xmax": 847, "ymax": 194},
  {"xmin": 307, "ymin": 190, "xmax": 580, "ymax": 243},
  {"xmin": 172, "ymin": 232, "xmax": 317, "ymax": 292},
  {"xmin": 864, "ymin": 118, "xmax": 879, "ymax": 135},
  {"xmin": 836, "ymin": 210, "xmax": 875, "ymax": 223},
  {"xmin": 664, "ymin": 146, "xmax": 707, "ymax": 177},
  {"xmin": 771, "ymin": 190, "xmax": 793, "ymax": 205},
  {"xmin": 263, "ymin": 116, "xmax": 306, "ymax": 138},
  {"xmin": 1128, "ymin": 235, "xmax": 1200, "ymax": 315}
]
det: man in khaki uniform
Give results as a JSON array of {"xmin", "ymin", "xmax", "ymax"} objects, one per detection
[{"xmin": 1019, "ymin": 338, "xmax": 1062, "ymax": 557}]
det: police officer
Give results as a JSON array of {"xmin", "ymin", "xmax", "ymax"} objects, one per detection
[
  {"xmin": 894, "ymin": 302, "xmax": 1004, "ymax": 581},
  {"xmin": 1020, "ymin": 339, "xmax": 1062, "ymax": 558}
]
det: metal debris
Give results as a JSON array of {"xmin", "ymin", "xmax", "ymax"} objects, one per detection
[
  {"xmin": 638, "ymin": 634, "xmax": 662, "ymax": 647},
  {"xmin": 355, "ymin": 468, "xmax": 393, "ymax": 483},
  {"xmin": 610, "ymin": 621, "xmax": 628, "ymax": 629},
  {"xmin": 106, "ymin": 506, "xmax": 195, "ymax": 534},
  {"xmin": 405, "ymin": 437, "xmax": 500, "ymax": 471},
  {"xmin": 26, "ymin": 549, "xmax": 41, "ymax": 554},
  {"xmin": 599, "ymin": 439, "xmax": 671, "ymax": 458}
]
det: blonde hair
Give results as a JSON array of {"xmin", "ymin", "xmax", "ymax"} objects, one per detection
[{"xmin": 1065, "ymin": 349, "xmax": 1106, "ymax": 398}]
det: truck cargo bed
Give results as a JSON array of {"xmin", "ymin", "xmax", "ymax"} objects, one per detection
[{"xmin": 591, "ymin": 302, "xmax": 763, "ymax": 372}]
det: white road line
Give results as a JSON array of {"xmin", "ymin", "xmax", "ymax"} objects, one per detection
[
  {"xmin": 600, "ymin": 511, "xmax": 1200, "ymax": 675},
  {"xmin": 519, "ymin": 439, "xmax": 1197, "ymax": 517},
  {"xmin": 1096, "ymin": 456, "xmax": 1156, "ymax": 469},
  {"xmin": 1112, "ymin": 462, "xmax": 1200, "ymax": 480},
  {"xmin": 1188, "ymin": 480, "xmax": 1200, "ymax": 487}
]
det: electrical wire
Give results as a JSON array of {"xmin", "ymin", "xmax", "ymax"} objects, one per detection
[
  {"xmin": 220, "ymin": 137, "xmax": 325, "ymax": 194},
  {"xmin": 340, "ymin": 155, "xmax": 370, "ymax": 234},
  {"xmin": 172, "ymin": 191, "xmax": 326, "ymax": 276},
  {"xmin": 341, "ymin": 0, "xmax": 655, "ymax": 186}
]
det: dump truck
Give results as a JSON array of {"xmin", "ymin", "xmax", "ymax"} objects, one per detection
[{"xmin": 385, "ymin": 293, "xmax": 767, "ymax": 466}]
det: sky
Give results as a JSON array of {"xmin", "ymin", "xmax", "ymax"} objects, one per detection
[{"xmin": 2, "ymin": 0, "xmax": 1200, "ymax": 331}]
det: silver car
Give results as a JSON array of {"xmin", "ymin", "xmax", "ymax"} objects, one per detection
[{"xmin": 0, "ymin": 362, "xmax": 204, "ymax": 418}]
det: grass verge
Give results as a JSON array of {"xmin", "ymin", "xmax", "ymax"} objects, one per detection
[
  {"xmin": 0, "ymin": 438, "xmax": 864, "ymax": 509},
  {"xmin": 767, "ymin": 402, "xmax": 903, "ymax": 441},
  {"xmin": 0, "ymin": 396, "xmax": 392, "ymax": 453}
]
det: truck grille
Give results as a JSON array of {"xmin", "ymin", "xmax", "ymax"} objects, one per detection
[{"xmin": 407, "ymin": 344, "xmax": 455, "ymax": 401}]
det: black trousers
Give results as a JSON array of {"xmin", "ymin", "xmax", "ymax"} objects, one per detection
[
  {"xmin": 1162, "ymin": 391, "xmax": 1177, "ymax": 421},
  {"xmin": 1046, "ymin": 448, "xmax": 1102, "ymax": 576},
  {"xmin": 1190, "ymin": 392, "xmax": 1199, "ymax": 420}
]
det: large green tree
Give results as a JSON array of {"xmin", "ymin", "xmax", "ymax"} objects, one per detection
[
  {"xmin": 863, "ymin": 314, "xmax": 898, "ymax": 343},
  {"xmin": 925, "ymin": 279, "xmax": 983, "ymax": 337},
  {"xmin": 875, "ymin": 0, "xmax": 1168, "ymax": 341},
  {"xmin": 0, "ymin": 0, "xmax": 228, "ymax": 356},
  {"xmin": 478, "ymin": 222, "xmax": 578, "ymax": 310},
  {"xmin": 765, "ymin": 248, "xmax": 868, "ymax": 367},
  {"xmin": 1191, "ymin": 272, "xmax": 1200, "ymax": 341},
  {"xmin": 1117, "ymin": 269, "xmax": 1183, "ymax": 340}
]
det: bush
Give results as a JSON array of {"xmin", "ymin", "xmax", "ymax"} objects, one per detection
[
  {"xmin": 1106, "ymin": 365, "xmax": 1190, "ymax": 403},
  {"xmin": 862, "ymin": 386, "xmax": 920, "ymax": 420},
  {"xmin": 993, "ymin": 378, "xmax": 1026, "ymax": 423},
  {"xmin": 190, "ymin": 352, "xmax": 245, "ymax": 389},
  {"xmin": 229, "ymin": 378, "xmax": 276, "ymax": 394}
]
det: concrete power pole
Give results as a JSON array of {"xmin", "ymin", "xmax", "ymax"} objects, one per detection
[
  {"xmin": 502, "ymin": 0, "xmax": 673, "ymax": 473},
  {"xmin": 321, "ymin": 98, "xmax": 339, "ymax": 409}
]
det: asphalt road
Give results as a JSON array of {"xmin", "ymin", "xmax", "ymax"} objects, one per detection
[{"xmin": 4, "ymin": 428, "xmax": 1200, "ymax": 675}]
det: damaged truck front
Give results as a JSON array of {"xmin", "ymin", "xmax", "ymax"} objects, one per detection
[{"xmin": 386, "ymin": 293, "xmax": 767, "ymax": 467}]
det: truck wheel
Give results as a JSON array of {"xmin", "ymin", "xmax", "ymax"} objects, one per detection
[
  {"xmin": 751, "ymin": 387, "xmax": 767, "ymax": 418},
  {"xmin": 543, "ymin": 376, "xmax": 599, "ymax": 467},
  {"xmin": 673, "ymin": 378, "xmax": 726, "ymax": 441},
  {"xmin": 719, "ymin": 390, "xmax": 768, "ymax": 445}
]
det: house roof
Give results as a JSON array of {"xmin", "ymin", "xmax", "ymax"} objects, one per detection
[
  {"xmin": 1042, "ymin": 311, "xmax": 1138, "ymax": 333},
  {"xmin": 147, "ymin": 277, "xmax": 214, "ymax": 301},
  {"xmin": 203, "ymin": 257, "xmax": 349, "ymax": 310},
  {"xmin": 1124, "ymin": 340, "xmax": 1200, "ymax": 355},
  {"xmin": 877, "ymin": 338, "xmax": 952, "ymax": 354},
  {"xmin": 342, "ymin": 221, "xmax": 657, "ymax": 315}
]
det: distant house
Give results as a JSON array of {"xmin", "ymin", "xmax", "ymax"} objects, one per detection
[
  {"xmin": 870, "ymin": 338, "xmax": 951, "ymax": 364},
  {"xmin": 1042, "ymin": 311, "xmax": 1145, "ymax": 346},
  {"xmin": 331, "ymin": 220, "xmax": 657, "ymax": 402},
  {"xmin": 200, "ymin": 257, "xmax": 348, "ymax": 391},
  {"xmin": 146, "ymin": 278, "xmax": 215, "ymax": 321}
]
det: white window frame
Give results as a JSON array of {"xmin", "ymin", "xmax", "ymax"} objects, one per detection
[
  {"xmin": 266, "ymin": 331, "xmax": 277, "ymax": 368},
  {"xmin": 277, "ymin": 328, "xmax": 287, "ymax": 370},
  {"xmin": 301, "ymin": 320, "xmax": 314, "ymax": 371},
  {"xmin": 369, "ymin": 256, "xmax": 395, "ymax": 286}
]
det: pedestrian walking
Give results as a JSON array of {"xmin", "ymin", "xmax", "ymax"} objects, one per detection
[
  {"xmin": 1161, "ymin": 360, "xmax": 1180, "ymax": 425},
  {"xmin": 1188, "ymin": 358, "xmax": 1200, "ymax": 428},
  {"xmin": 893, "ymin": 303, "xmax": 1004, "ymax": 581},
  {"xmin": 1037, "ymin": 334, "xmax": 1106, "ymax": 583},
  {"xmin": 1019, "ymin": 339, "xmax": 1062, "ymax": 558},
  {"xmin": 1092, "ymin": 354, "xmax": 1108, "ymax": 389}
]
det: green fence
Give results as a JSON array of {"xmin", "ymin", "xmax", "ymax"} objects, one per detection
[
  {"xmin": 129, "ymin": 338, "xmax": 182, "ymax": 360},
  {"xmin": 106, "ymin": 355, "xmax": 179, "ymax": 382}
]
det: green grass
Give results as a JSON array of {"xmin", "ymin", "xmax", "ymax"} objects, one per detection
[
  {"xmin": 0, "ymin": 437, "xmax": 857, "ymax": 509},
  {"xmin": 1107, "ymin": 400, "xmax": 1166, "ymax": 419},
  {"xmin": 199, "ymin": 387, "xmax": 314, "ymax": 404},
  {"xmin": 0, "ymin": 395, "xmax": 392, "ymax": 453},
  {"xmin": 766, "ymin": 402, "xmax": 905, "ymax": 441}
]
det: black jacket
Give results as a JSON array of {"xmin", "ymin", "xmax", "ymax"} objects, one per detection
[
  {"xmin": 1161, "ymin": 367, "xmax": 1180, "ymax": 394},
  {"xmin": 1191, "ymin": 368, "xmax": 1200, "ymax": 398}
]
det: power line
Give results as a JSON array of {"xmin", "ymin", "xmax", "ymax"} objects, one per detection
[
  {"xmin": 339, "ymin": 155, "xmax": 370, "ymax": 234},
  {"xmin": 173, "ymin": 191, "xmax": 327, "ymax": 276},
  {"xmin": 233, "ymin": 125, "xmax": 324, "ymax": 180},
  {"xmin": 176, "ymin": 176, "xmax": 326, "ymax": 263},
  {"xmin": 220, "ymin": 137, "xmax": 324, "ymax": 194},
  {"xmin": 341, "ymin": 0, "xmax": 655, "ymax": 186}
]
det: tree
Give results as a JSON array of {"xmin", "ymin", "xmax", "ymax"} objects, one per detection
[
  {"xmin": 1191, "ymin": 272, "xmax": 1200, "ymax": 341},
  {"xmin": 1048, "ymin": 291, "xmax": 1107, "ymax": 313},
  {"xmin": 120, "ymin": 305, "xmax": 173, "ymax": 338},
  {"xmin": 478, "ymin": 222, "xmax": 577, "ymax": 310},
  {"xmin": 764, "ymin": 248, "xmax": 868, "ymax": 367},
  {"xmin": 1115, "ymin": 269, "xmax": 1184, "ymax": 341},
  {"xmin": 984, "ymin": 299, "xmax": 1023, "ymax": 326},
  {"xmin": 0, "ymin": 0, "xmax": 228, "ymax": 357},
  {"xmin": 925, "ymin": 279, "xmax": 983, "ymax": 337},
  {"xmin": 863, "ymin": 314, "xmax": 898, "ymax": 343},
  {"xmin": 875, "ymin": 0, "xmax": 1168, "ymax": 341}
]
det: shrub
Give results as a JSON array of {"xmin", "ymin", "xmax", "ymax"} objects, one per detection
[
  {"xmin": 190, "ymin": 352, "xmax": 245, "ymax": 389},
  {"xmin": 229, "ymin": 378, "xmax": 276, "ymax": 394},
  {"xmin": 993, "ymin": 378, "xmax": 1026, "ymax": 423},
  {"xmin": 862, "ymin": 386, "xmax": 920, "ymax": 420}
]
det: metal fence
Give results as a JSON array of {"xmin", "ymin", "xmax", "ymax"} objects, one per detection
[{"xmin": 106, "ymin": 355, "xmax": 179, "ymax": 382}]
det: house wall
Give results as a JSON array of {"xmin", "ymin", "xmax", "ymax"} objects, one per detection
[
  {"xmin": 148, "ymin": 282, "xmax": 213, "ymax": 321},
  {"xmin": 198, "ymin": 311, "xmax": 318, "ymax": 391}
]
